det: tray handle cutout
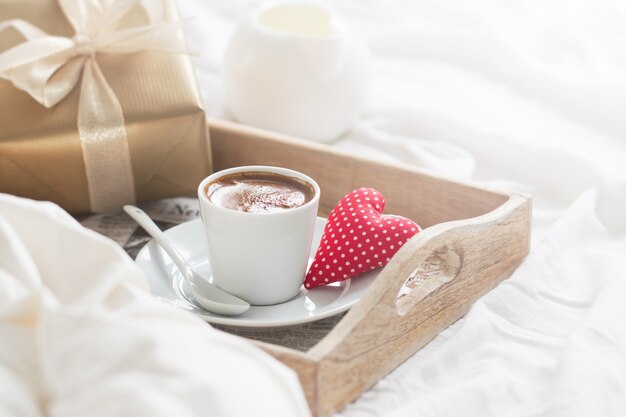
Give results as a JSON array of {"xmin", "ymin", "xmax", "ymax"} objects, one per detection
[{"xmin": 396, "ymin": 244, "xmax": 463, "ymax": 316}]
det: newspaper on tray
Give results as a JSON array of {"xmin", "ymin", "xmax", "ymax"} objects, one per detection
[{"xmin": 79, "ymin": 197, "xmax": 343, "ymax": 352}]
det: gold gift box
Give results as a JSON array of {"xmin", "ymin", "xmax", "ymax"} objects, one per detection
[{"xmin": 0, "ymin": 0, "xmax": 212, "ymax": 213}]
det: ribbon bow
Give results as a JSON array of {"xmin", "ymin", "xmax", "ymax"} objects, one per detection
[{"xmin": 0, "ymin": 0, "xmax": 187, "ymax": 212}]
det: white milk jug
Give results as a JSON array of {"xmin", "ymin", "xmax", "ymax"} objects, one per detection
[{"xmin": 223, "ymin": 2, "xmax": 370, "ymax": 142}]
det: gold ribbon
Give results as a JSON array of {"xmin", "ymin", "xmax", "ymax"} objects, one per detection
[{"xmin": 0, "ymin": 0, "xmax": 188, "ymax": 212}]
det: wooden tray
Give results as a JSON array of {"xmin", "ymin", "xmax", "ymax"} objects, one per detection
[{"xmin": 208, "ymin": 119, "xmax": 532, "ymax": 417}]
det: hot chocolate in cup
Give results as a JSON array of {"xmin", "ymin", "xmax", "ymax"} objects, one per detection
[
  {"xmin": 198, "ymin": 166, "xmax": 320, "ymax": 306},
  {"xmin": 205, "ymin": 171, "xmax": 315, "ymax": 214}
]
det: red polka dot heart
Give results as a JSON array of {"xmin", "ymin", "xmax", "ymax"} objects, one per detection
[{"xmin": 304, "ymin": 188, "xmax": 420, "ymax": 289}]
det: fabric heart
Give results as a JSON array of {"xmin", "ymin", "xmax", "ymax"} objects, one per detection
[{"xmin": 304, "ymin": 188, "xmax": 420, "ymax": 289}]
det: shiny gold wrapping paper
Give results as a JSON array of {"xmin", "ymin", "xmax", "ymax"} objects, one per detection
[{"xmin": 0, "ymin": 0, "xmax": 212, "ymax": 213}]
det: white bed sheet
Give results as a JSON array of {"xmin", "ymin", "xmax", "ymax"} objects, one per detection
[{"xmin": 181, "ymin": 1, "xmax": 626, "ymax": 415}]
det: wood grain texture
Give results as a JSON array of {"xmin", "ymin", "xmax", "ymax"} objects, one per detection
[
  {"xmin": 208, "ymin": 119, "xmax": 532, "ymax": 417},
  {"xmin": 209, "ymin": 119, "xmax": 509, "ymax": 228}
]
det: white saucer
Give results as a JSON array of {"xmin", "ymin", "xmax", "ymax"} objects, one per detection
[{"xmin": 135, "ymin": 217, "xmax": 378, "ymax": 328}]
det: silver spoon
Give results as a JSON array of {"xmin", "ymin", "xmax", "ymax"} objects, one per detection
[{"xmin": 123, "ymin": 205, "xmax": 250, "ymax": 316}]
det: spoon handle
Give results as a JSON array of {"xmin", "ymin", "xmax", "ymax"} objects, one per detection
[{"xmin": 123, "ymin": 205, "xmax": 189, "ymax": 276}]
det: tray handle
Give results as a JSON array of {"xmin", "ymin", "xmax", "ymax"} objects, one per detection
[
  {"xmin": 308, "ymin": 193, "xmax": 531, "ymax": 416},
  {"xmin": 380, "ymin": 193, "xmax": 530, "ymax": 314}
]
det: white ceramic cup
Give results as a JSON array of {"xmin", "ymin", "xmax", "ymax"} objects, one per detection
[
  {"xmin": 223, "ymin": 2, "xmax": 370, "ymax": 142},
  {"xmin": 197, "ymin": 166, "xmax": 320, "ymax": 305}
]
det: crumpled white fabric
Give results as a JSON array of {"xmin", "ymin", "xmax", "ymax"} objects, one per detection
[
  {"xmin": 0, "ymin": 194, "xmax": 310, "ymax": 417},
  {"xmin": 181, "ymin": 0, "xmax": 626, "ymax": 415}
]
